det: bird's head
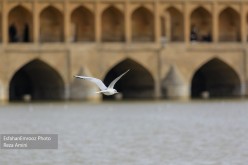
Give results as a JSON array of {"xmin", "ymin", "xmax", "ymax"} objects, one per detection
[{"xmin": 114, "ymin": 89, "xmax": 118, "ymax": 94}]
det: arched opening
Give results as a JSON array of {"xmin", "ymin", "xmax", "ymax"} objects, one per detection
[
  {"xmin": 9, "ymin": 59, "xmax": 64, "ymax": 101},
  {"xmin": 219, "ymin": 7, "xmax": 240, "ymax": 42},
  {"xmin": 191, "ymin": 58, "xmax": 241, "ymax": 98},
  {"xmin": 102, "ymin": 6, "xmax": 124, "ymax": 42},
  {"xmin": 132, "ymin": 7, "xmax": 154, "ymax": 42},
  {"xmin": 40, "ymin": 6, "xmax": 63, "ymax": 42},
  {"xmin": 103, "ymin": 59, "xmax": 155, "ymax": 100},
  {"xmin": 8, "ymin": 5, "xmax": 32, "ymax": 43},
  {"xmin": 190, "ymin": 7, "xmax": 212, "ymax": 42},
  {"xmin": 166, "ymin": 7, "xmax": 184, "ymax": 42},
  {"xmin": 71, "ymin": 6, "xmax": 94, "ymax": 42}
]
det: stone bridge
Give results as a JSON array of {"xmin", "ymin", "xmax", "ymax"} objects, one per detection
[{"xmin": 0, "ymin": 0, "xmax": 248, "ymax": 101}]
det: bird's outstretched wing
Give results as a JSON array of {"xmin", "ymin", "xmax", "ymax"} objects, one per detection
[
  {"xmin": 108, "ymin": 69, "xmax": 130, "ymax": 89},
  {"xmin": 74, "ymin": 76, "xmax": 107, "ymax": 91}
]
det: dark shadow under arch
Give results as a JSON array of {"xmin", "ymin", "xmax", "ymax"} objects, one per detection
[
  {"xmin": 191, "ymin": 58, "xmax": 241, "ymax": 98},
  {"xmin": 9, "ymin": 59, "xmax": 65, "ymax": 101},
  {"xmin": 103, "ymin": 59, "xmax": 155, "ymax": 100}
]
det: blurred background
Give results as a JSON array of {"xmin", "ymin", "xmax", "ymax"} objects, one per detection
[{"xmin": 0, "ymin": 0, "xmax": 247, "ymax": 102}]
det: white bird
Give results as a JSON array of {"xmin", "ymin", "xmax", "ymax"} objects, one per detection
[{"xmin": 74, "ymin": 69, "xmax": 130, "ymax": 95}]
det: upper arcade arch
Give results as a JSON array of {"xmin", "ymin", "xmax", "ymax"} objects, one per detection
[
  {"xmin": 71, "ymin": 6, "xmax": 95, "ymax": 42},
  {"xmin": 102, "ymin": 6, "xmax": 125, "ymax": 42},
  {"xmin": 166, "ymin": 7, "xmax": 184, "ymax": 42},
  {"xmin": 131, "ymin": 6, "xmax": 154, "ymax": 42},
  {"xmin": 189, "ymin": 4, "xmax": 212, "ymax": 15},
  {"xmin": 40, "ymin": 6, "xmax": 64, "ymax": 42},
  {"xmin": 8, "ymin": 5, "xmax": 32, "ymax": 43},
  {"xmin": 219, "ymin": 7, "xmax": 240, "ymax": 42},
  {"xmin": 38, "ymin": 3, "xmax": 64, "ymax": 14},
  {"xmin": 100, "ymin": 4, "xmax": 124, "ymax": 15},
  {"xmin": 190, "ymin": 6, "xmax": 212, "ymax": 42}
]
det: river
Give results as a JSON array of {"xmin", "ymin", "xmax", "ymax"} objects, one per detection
[{"xmin": 0, "ymin": 100, "xmax": 248, "ymax": 165}]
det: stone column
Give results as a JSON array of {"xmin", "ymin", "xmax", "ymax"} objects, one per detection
[
  {"xmin": 244, "ymin": 49, "xmax": 248, "ymax": 96},
  {"xmin": 184, "ymin": 2, "xmax": 190, "ymax": 44},
  {"xmin": 240, "ymin": 81, "xmax": 246, "ymax": 97},
  {"xmin": 125, "ymin": 0, "xmax": 131, "ymax": 43},
  {"xmin": 155, "ymin": 50, "xmax": 162, "ymax": 99},
  {"xmin": 0, "ymin": 83, "xmax": 9, "ymax": 103},
  {"xmin": 154, "ymin": 0, "xmax": 161, "ymax": 44},
  {"xmin": 212, "ymin": 2, "xmax": 219, "ymax": 43},
  {"xmin": 154, "ymin": 78, "xmax": 161, "ymax": 99},
  {"xmin": 2, "ymin": 0, "xmax": 7, "ymax": 45},
  {"xmin": 95, "ymin": 1, "xmax": 101, "ymax": 43},
  {"xmin": 165, "ymin": 12, "xmax": 171, "ymax": 42},
  {"xmin": 64, "ymin": 83, "xmax": 70, "ymax": 100},
  {"xmin": 33, "ymin": 0, "xmax": 39, "ymax": 43},
  {"xmin": 241, "ymin": 4, "xmax": 246, "ymax": 43},
  {"xmin": 162, "ymin": 65, "xmax": 189, "ymax": 100},
  {"xmin": 64, "ymin": 0, "xmax": 70, "ymax": 43}
]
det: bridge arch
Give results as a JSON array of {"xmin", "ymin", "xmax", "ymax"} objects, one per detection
[
  {"xmin": 166, "ymin": 7, "xmax": 184, "ymax": 41},
  {"xmin": 103, "ymin": 58, "xmax": 155, "ymax": 100},
  {"xmin": 190, "ymin": 6, "xmax": 212, "ymax": 42},
  {"xmin": 132, "ymin": 6, "xmax": 154, "ymax": 42},
  {"xmin": 191, "ymin": 58, "xmax": 241, "ymax": 98},
  {"xmin": 40, "ymin": 6, "xmax": 63, "ymax": 42},
  {"xmin": 71, "ymin": 6, "xmax": 94, "ymax": 42},
  {"xmin": 9, "ymin": 59, "xmax": 65, "ymax": 101},
  {"xmin": 219, "ymin": 7, "xmax": 240, "ymax": 42},
  {"xmin": 102, "ymin": 6, "xmax": 124, "ymax": 42},
  {"xmin": 8, "ymin": 5, "xmax": 32, "ymax": 42}
]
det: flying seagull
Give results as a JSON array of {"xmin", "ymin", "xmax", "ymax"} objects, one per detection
[{"xmin": 74, "ymin": 69, "xmax": 130, "ymax": 95}]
